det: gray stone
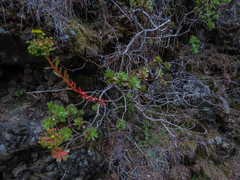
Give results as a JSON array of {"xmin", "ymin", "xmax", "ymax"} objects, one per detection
[
  {"xmin": 33, "ymin": 172, "xmax": 42, "ymax": 177},
  {"xmin": 80, "ymin": 154, "xmax": 85, "ymax": 159},
  {"xmin": 216, "ymin": 136, "xmax": 222, "ymax": 145},
  {"xmin": 79, "ymin": 161, "xmax": 83, "ymax": 167},
  {"xmin": 70, "ymin": 152, "xmax": 78, "ymax": 159},
  {"xmin": 83, "ymin": 159, "xmax": 88, "ymax": 167},
  {"xmin": 46, "ymin": 162, "xmax": 57, "ymax": 171},
  {"xmin": 60, "ymin": 34, "xmax": 70, "ymax": 42},
  {"xmin": 87, "ymin": 149, "xmax": 94, "ymax": 156},
  {"xmin": 29, "ymin": 137, "xmax": 36, "ymax": 146},
  {"xmin": 74, "ymin": 177, "xmax": 83, "ymax": 180},
  {"xmin": 12, "ymin": 162, "xmax": 27, "ymax": 177},
  {"xmin": 76, "ymin": 157, "xmax": 81, "ymax": 163},
  {"xmin": 0, "ymin": 27, "xmax": 7, "ymax": 34},
  {"xmin": 29, "ymin": 175, "xmax": 40, "ymax": 180},
  {"xmin": 96, "ymin": 154, "xmax": 102, "ymax": 162},
  {"xmin": 13, "ymin": 56, "xmax": 19, "ymax": 62},
  {"xmin": 17, "ymin": 13, "xmax": 26, "ymax": 19},
  {"xmin": 208, "ymin": 139, "xmax": 214, "ymax": 144},
  {"xmin": 70, "ymin": 30, "xmax": 76, "ymax": 36},
  {"xmin": 33, "ymin": 126, "xmax": 42, "ymax": 134},
  {"xmin": 200, "ymin": 109, "xmax": 215, "ymax": 122},
  {"xmin": 222, "ymin": 142, "xmax": 230, "ymax": 149},
  {"xmin": 42, "ymin": 171, "xmax": 58, "ymax": 178},
  {"xmin": 183, "ymin": 79, "xmax": 211, "ymax": 97},
  {"xmin": 0, "ymin": 144, "xmax": 6, "ymax": 152},
  {"xmin": 22, "ymin": 171, "xmax": 31, "ymax": 179},
  {"xmin": 219, "ymin": 96, "xmax": 230, "ymax": 114},
  {"xmin": 31, "ymin": 152, "xmax": 38, "ymax": 162},
  {"xmin": 45, "ymin": 155, "xmax": 54, "ymax": 162}
]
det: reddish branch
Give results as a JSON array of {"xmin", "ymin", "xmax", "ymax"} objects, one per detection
[{"xmin": 46, "ymin": 57, "xmax": 105, "ymax": 106}]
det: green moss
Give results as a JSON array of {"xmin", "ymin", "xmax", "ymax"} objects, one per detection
[
  {"xmin": 178, "ymin": 119, "xmax": 205, "ymax": 133},
  {"xmin": 68, "ymin": 20, "xmax": 102, "ymax": 55},
  {"xmin": 231, "ymin": 102, "xmax": 240, "ymax": 111},
  {"xmin": 197, "ymin": 159, "xmax": 228, "ymax": 180},
  {"xmin": 179, "ymin": 141, "xmax": 197, "ymax": 164}
]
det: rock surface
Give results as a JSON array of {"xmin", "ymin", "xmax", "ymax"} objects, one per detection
[{"xmin": 0, "ymin": 54, "xmax": 103, "ymax": 179}]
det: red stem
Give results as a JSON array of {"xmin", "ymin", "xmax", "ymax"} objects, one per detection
[{"xmin": 46, "ymin": 57, "xmax": 104, "ymax": 106}]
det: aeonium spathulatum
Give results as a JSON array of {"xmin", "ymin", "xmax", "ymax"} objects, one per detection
[
  {"xmin": 26, "ymin": 29, "xmax": 104, "ymax": 106},
  {"xmin": 38, "ymin": 127, "xmax": 71, "ymax": 162}
]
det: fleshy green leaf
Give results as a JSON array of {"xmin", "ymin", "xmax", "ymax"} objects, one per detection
[{"xmin": 53, "ymin": 70, "xmax": 61, "ymax": 77}]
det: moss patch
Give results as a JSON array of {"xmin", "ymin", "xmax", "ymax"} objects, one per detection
[{"xmin": 67, "ymin": 20, "xmax": 102, "ymax": 55}]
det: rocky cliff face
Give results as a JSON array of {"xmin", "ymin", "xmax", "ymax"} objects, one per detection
[
  {"xmin": 0, "ymin": 0, "xmax": 240, "ymax": 180},
  {"xmin": 0, "ymin": 36, "xmax": 104, "ymax": 179}
]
